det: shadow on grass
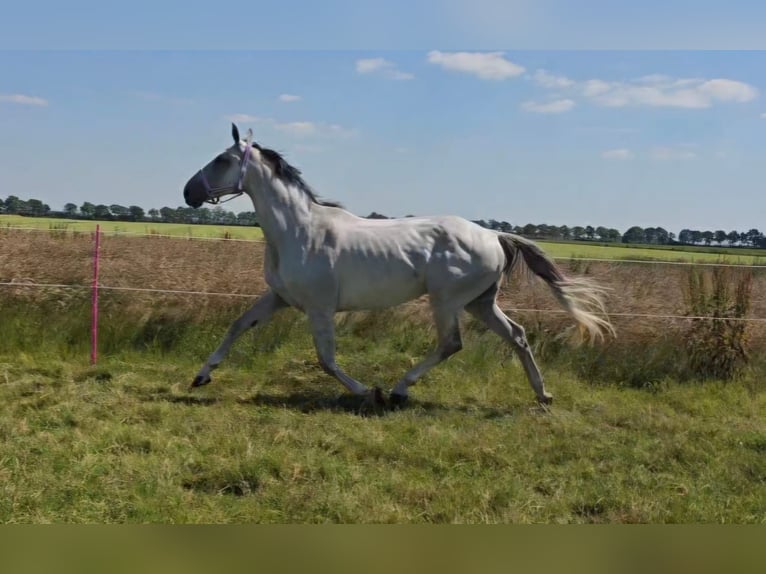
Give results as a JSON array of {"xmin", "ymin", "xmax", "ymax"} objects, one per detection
[
  {"xmin": 141, "ymin": 386, "xmax": 533, "ymax": 419},
  {"xmin": 238, "ymin": 391, "xmax": 529, "ymax": 419}
]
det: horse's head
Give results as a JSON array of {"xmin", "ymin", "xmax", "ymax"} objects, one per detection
[{"xmin": 183, "ymin": 123, "xmax": 257, "ymax": 208}]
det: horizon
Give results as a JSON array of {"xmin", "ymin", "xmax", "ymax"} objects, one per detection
[{"xmin": 1, "ymin": 49, "xmax": 765, "ymax": 235}]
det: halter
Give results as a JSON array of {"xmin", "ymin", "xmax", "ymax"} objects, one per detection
[{"xmin": 198, "ymin": 130, "xmax": 253, "ymax": 204}]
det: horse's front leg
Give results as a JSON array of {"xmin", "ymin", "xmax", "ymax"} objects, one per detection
[
  {"xmin": 190, "ymin": 290, "xmax": 288, "ymax": 388},
  {"xmin": 307, "ymin": 310, "xmax": 386, "ymax": 407}
]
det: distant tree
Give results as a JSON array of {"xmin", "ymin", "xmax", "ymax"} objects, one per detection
[
  {"xmin": 194, "ymin": 207, "xmax": 212, "ymax": 223},
  {"xmin": 159, "ymin": 207, "xmax": 176, "ymax": 222},
  {"xmin": 522, "ymin": 223, "xmax": 538, "ymax": 237},
  {"xmin": 645, "ymin": 227, "xmax": 669, "ymax": 245},
  {"xmin": 128, "ymin": 205, "xmax": 145, "ymax": 221},
  {"xmin": 584, "ymin": 225, "xmax": 596, "ymax": 240},
  {"xmin": 499, "ymin": 221, "xmax": 512, "ymax": 233},
  {"xmin": 4, "ymin": 195, "xmax": 26, "ymax": 214},
  {"xmin": 236, "ymin": 211, "xmax": 258, "ymax": 226},
  {"xmin": 64, "ymin": 203, "xmax": 78, "ymax": 216},
  {"xmin": 26, "ymin": 199, "xmax": 50, "ymax": 216},
  {"xmin": 572, "ymin": 226, "xmax": 585, "ymax": 240},
  {"xmin": 538, "ymin": 224, "xmax": 559, "ymax": 239},
  {"xmin": 94, "ymin": 204, "xmax": 111, "ymax": 219},
  {"xmin": 558, "ymin": 225, "xmax": 571, "ymax": 240},
  {"xmin": 109, "ymin": 204, "xmax": 129, "ymax": 219},
  {"xmin": 744, "ymin": 229, "xmax": 763, "ymax": 247},
  {"xmin": 472, "ymin": 219, "xmax": 488, "ymax": 229},
  {"xmin": 690, "ymin": 230, "xmax": 703, "ymax": 245},
  {"xmin": 701, "ymin": 231, "xmax": 714, "ymax": 246},
  {"xmin": 147, "ymin": 208, "xmax": 160, "ymax": 220},
  {"xmin": 175, "ymin": 206, "xmax": 196, "ymax": 223},
  {"xmin": 488, "ymin": 219, "xmax": 501, "ymax": 230},
  {"xmin": 219, "ymin": 210, "xmax": 237, "ymax": 225},
  {"xmin": 80, "ymin": 202, "xmax": 96, "ymax": 219},
  {"xmin": 714, "ymin": 230, "xmax": 727, "ymax": 246},
  {"xmin": 622, "ymin": 226, "xmax": 645, "ymax": 244},
  {"xmin": 607, "ymin": 228, "xmax": 622, "ymax": 242},
  {"xmin": 595, "ymin": 226, "xmax": 610, "ymax": 241},
  {"xmin": 727, "ymin": 230, "xmax": 740, "ymax": 245},
  {"xmin": 678, "ymin": 229, "xmax": 693, "ymax": 244},
  {"xmin": 366, "ymin": 212, "xmax": 389, "ymax": 219}
]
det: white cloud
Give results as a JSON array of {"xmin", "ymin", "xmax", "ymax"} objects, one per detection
[
  {"xmin": 521, "ymin": 98, "xmax": 575, "ymax": 114},
  {"xmin": 650, "ymin": 147, "xmax": 697, "ymax": 161},
  {"xmin": 427, "ymin": 50, "xmax": 525, "ymax": 80},
  {"xmin": 0, "ymin": 93, "xmax": 48, "ymax": 106},
  {"xmin": 355, "ymin": 58, "xmax": 414, "ymax": 80},
  {"xmin": 533, "ymin": 69, "xmax": 575, "ymax": 89},
  {"xmin": 529, "ymin": 68, "xmax": 759, "ymax": 110},
  {"xmin": 278, "ymin": 94, "xmax": 301, "ymax": 103},
  {"xmin": 581, "ymin": 76, "xmax": 758, "ymax": 109},
  {"xmin": 601, "ymin": 148, "xmax": 634, "ymax": 160}
]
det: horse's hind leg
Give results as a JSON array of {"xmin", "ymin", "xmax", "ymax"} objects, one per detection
[
  {"xmin": 466, "ymin": 293, "xmax": 552, "ymax": 405},
  {"xmin": 390, "ymin": 307, "xmax": 463, "ymax": 406},
  {"xmin": 190, "ymin": 289, "xmax": 288, "ymax": 389}
]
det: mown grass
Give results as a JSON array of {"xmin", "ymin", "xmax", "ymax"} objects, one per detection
[
  {"xmin": 538, "ymin": 240, "xmax": 766, "ymax": 265},
  {"xmin": 0, "ymin": 214, "xmax": 265, "ymax": 240},
  {"xmin": 1, "ymin": 299, "xmax": 764, "ymax": 524}
]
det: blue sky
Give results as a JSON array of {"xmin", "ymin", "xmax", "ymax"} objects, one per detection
[{"xmin": 1, "ymin": 46, "xmax": 764, "ymax": 232}]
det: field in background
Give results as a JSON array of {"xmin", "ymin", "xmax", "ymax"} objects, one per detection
[
  {"xmin": 3, "ymin": 214, "xmax": 765, "ymax": 264},
  {"xmin": 0, "ymin": 215, "xmax": 265, "ymax": 240},
  {"xmin": 1, "ymin": 226, "xmax": 765, "ymax": 523}
]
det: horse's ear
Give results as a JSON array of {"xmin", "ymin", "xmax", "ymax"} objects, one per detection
[
  {"xmin": 245, "ymin": 128, "xmax": 253, "ymax": 146},
  {"xmin": 231, "ymin": 123, "xmax": 240, "ymax": 143}
]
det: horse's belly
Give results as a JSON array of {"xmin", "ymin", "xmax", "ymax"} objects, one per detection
[{"xmin": 336, "ymin": 272, "xmax": 425, "ymax": 311}]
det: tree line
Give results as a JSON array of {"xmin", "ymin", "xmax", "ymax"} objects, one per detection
[
  {"xmin": 0, "ymin": 195, "xmax": 258, "ymax": 227},
  {"xmin": 2, "ymin": 195, "xmax": 765, "ymax": 248}
]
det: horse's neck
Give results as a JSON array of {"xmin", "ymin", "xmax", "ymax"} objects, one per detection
[{"xmin": 246, "ymin": 179, "xmax": 313, "ymax": 249}]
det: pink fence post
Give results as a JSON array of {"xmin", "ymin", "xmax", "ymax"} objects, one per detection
[{"xmin": 91, "ymin": 224, "xmax": 101, "ymax": 365}]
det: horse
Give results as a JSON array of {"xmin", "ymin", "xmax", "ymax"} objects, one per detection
[{"xmin": 182, "ymin": 123, "xmax": 614, "ymax": 408}]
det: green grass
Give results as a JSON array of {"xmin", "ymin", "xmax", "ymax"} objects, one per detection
[
  {"xmin": 4, "ymin": 214, "xmax": 765, "ymax": 263},
  {"xmin": 538, "ymin": 240, "xmax": 766, "ymax": 265},
  {"xmin": 1, "ymin": 302, "xmax": 764, "ymax": 524},
  {"xmin": 0, "ymin": 214, "xmax": 264, "ymax": 240}
]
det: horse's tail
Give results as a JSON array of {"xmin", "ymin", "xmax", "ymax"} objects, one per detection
[{"xmin": 497, "ymin": 233, "xmax": 615, "ymax": 342}]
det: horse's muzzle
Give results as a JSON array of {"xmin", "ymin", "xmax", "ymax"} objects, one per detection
[{"xmin": 183, "ymin": 176, "xmax": 205, "ymax": 208}]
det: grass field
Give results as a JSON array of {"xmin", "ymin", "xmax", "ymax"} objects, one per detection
[
  {"xmin": 1, "ymin": 223, "xmax": 765, "ymax": 523},
  {"xmin": 1, "ymin": 308, "xmax": 764, "ymax": 524},
  {"xmin": 0, "ymin": 214, "xmax": 265, "ymax": 240},
  {"xmin": 3, "ymin": 214, "xmax": 765, "ymax": 264}
]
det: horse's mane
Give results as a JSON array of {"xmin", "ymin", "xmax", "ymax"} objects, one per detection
[{"xmin": 252, "ymin": 143, "xmax": 343, "ymax": 208}]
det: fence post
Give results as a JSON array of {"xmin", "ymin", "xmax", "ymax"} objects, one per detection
[{"xmin": 91, "ymin": 224, "xmax": 101, "ymax": 365}]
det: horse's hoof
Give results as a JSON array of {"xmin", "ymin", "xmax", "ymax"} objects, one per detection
[
  {"xmin": 361, "ymin": 386, "xmax": 387, "ymax": 411},
  {"xmin": 389, "ymin": 392, "xmax": 409, "ymax": 409},
  {"xmin": 190, "ymin": 375, "xmax": 212, "ymax": 389},
  {"xmin": 538, "ymin": 393, "xmax": 553, "ymax": 406},
  {"xmin": 371, "ymin": 386, "xmax": 387, "ymax": 407}
]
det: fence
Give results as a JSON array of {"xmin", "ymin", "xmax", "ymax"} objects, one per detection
[{"xmin": 2, "ymin": 225, "xmax": 765, "ymax": 365}]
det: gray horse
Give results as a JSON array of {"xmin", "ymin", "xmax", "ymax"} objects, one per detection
[{"xmin": 183, "ymin": 124, "xmax": 614, "ymax": 407}]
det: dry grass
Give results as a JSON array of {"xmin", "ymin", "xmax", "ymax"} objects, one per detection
[{"xmin": 3, "ymin": 228, "xmax": 763, "ymax": 348}]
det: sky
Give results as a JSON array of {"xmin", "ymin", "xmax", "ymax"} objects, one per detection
[{"xmin": 1, "ymin": 3, "xmax": 765, "ymax": 234}]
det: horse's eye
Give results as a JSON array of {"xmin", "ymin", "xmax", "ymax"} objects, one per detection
[{"xmin": 213, "ymin": 155, "xmax": 228, "ymax": 166}]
